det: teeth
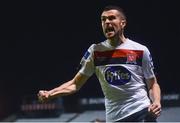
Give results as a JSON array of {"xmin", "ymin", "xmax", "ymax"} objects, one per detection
[{"xmin": 106, "ymin": 28, "xmax": 114, "ymax": 33}]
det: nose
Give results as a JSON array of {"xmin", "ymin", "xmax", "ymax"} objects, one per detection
[{"xmin": 105, "ymin": 19, "xmax": 110, "ymax": 24}]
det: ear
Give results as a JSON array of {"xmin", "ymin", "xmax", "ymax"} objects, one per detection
[{"xmin": 121, "ymin": 20, "xmax": 126, "ymax": 28}]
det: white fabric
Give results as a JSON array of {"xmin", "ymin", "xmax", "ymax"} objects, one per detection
[{"xmin": 79, "ymin": 38, "xmax": 155, "ymax": 121}]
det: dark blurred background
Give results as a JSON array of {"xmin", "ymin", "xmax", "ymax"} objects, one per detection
[{"xmin": 0, "ymin": 0, "xmax": 179, "ymax": 120}]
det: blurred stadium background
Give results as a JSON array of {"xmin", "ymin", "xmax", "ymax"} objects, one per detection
[{"xmin": 0, "ymin": 0, "xmax": 180, "ymax": 122}]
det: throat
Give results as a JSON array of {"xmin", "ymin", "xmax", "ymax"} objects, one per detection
[
  {"xmin": 108, "ymin": 36, "xmax": 127, "ymax": 47},
  {"xmin": 108, "ymin": 40, "xmax": 120, "ymax": 47}
]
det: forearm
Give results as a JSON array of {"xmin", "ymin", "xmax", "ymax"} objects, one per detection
[
  {"xmin": 148, "ymin": 80, "xmax": 162, "ymax": 117},
  {"xmin": 48, "ymin": 80, "xmax": 77, "ymax": 99},
  {"xmin": 149, "ymin": 83, "xmax": 161, "ymax": 103},
  {"xmin": 38, "ymin": 72, "xmax": 89, "ymax": 102},
  {"xmin": 47, "ymin": 72, "xmax": 88, "ymax": 99}
]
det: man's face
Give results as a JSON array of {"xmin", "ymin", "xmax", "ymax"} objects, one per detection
[{"xmin": 101, "ymin": 10, "xmax": 126, "ymax": 39}]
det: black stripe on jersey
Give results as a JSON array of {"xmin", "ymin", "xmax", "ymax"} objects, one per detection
[{"xmin": 94, "ymin": 57, "xmax": 142, "ymax": 66}]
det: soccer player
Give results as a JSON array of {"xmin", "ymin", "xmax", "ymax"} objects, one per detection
[{"xmin": 38, "ymin": 5, "xmax": 161, "ymax": 122}]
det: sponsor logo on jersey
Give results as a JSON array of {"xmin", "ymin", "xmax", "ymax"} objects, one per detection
[
  {"xmin": 104, "ymin": 66, "xmax": 131, "ymax": 86},
  {"xmin": 126, "ymin": 52, "xmax": 137, "ymax": 64}
]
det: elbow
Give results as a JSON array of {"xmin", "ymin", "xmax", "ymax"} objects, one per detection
[
  {"xmin": 71, "ymin": 84, "xmax": 80, "ymax": 93},
  {"xmin": 75, "ymin": 84, "xmax": 82, "ymax": 92},
  {"xmin": 71, "ymin": 78, "xmax": 82, "ymax": 92},
  {"xmin": 152, "ymin": 83, "xmax": 160, "ymax": 90}
]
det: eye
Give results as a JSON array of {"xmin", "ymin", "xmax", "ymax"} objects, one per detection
[
  {"xmin": 101, "ymin": 16, "xmax": 107, "ymax": 22},
  {"xmin": 108, "ymin": 16, "xmax": 116, "ymax": 21},
  {"xmin": 101, "ymin": 15, "xmax": 116, "ymax": 22}
]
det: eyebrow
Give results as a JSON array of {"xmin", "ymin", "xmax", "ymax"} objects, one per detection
[{"xmin": 101, "ymin": 15, "xmax": 116, "ymax": 20}]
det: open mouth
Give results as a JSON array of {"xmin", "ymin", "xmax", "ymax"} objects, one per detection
[{"xmin": 105, "ymin": 27, "xmax": 114, "ymax": 33}]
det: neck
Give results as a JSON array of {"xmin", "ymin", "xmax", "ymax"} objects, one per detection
[{"xmin": 108, "ymin": 34, "xmax": 126, "ymax": 47}]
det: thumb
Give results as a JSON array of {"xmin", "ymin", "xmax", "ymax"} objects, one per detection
[{"xmin": 148, "ymin": 104, "xmax": 153, "ymax": 112}]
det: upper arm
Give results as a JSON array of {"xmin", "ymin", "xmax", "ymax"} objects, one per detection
[
  {"xmin": 79, "ymin": 44, "xmax": 96, "ymax": 77},
  {"xmin": 73, "ymin": 44, "xmax": 95, "ymax": 90},
  {"xmin": 142, "ymin": 46, "xmax": 155, "ymax": 79}
]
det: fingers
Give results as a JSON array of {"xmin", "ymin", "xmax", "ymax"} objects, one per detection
[
  {"xmin": 37, "ymin": 90, "xmax": 49, "ymax": 103},
  {"xmin": 37, "ymin": 90, "xmax": 44, "ymax": 102},
  {"xmin": 148, "ymin": 103, "xmax": 162, "ymax": 117}
]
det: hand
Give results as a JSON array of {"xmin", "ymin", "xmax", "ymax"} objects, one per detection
[
  {"xmin": 148, "ymin": 102, "xmax": 162, "ymax": 117},
  {"xmin": 37, "ymin": 90, "xmax": 50, "ymax": 103}
]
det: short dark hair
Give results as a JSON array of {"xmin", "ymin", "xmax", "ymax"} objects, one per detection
[{"xmin": 103, "ymin": 5, "xmax": 126, "ymax": 20}]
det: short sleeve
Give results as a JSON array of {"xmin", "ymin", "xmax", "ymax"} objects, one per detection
[
  {"xmin": 78, "ymin": 44, "xmax": 95, "ymax": 77},
  {"xmin": 142, "ymin": 46, "xmax": 155, "ymax": 79}
]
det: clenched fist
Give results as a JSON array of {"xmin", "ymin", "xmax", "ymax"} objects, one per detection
[
  {"xmin": 37, "ymin": 90, "xmax": 50, "ymax": 102},
  {"xmin": 148, "ymin": 102, "xmax": 161, "ymax": 117}
]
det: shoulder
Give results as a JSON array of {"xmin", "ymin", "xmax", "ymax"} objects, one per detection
[
  {"xmin": 126, "ymin": 38, "xmax": 149, "ymax": 51},
  {"xmin": 88, "ymin": 40, "xmax": 108, "ymax": 51}
]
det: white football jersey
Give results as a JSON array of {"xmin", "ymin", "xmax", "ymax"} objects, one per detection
[{"xmin": 79, "ymin": 38, "xmax": 155, "ymax": 121}]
